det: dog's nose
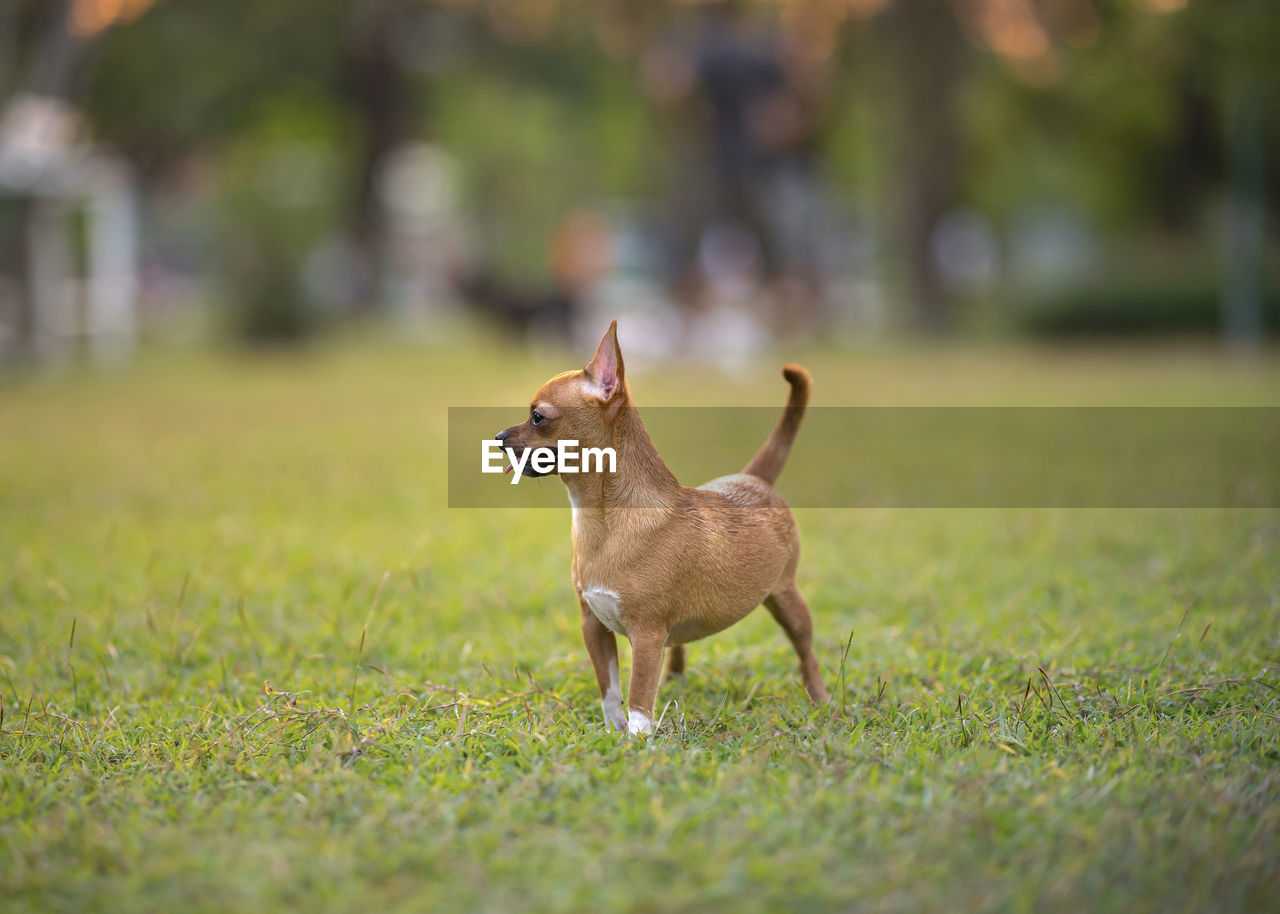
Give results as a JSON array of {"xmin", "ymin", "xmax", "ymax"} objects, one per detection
[{"xmin": 495, "ymin": 429, "xmax": 510, "ymax": 442}]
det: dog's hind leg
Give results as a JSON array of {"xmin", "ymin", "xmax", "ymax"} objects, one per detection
[
  {"xmin": 764, "ymin": 586, "xmax": 829, "ymax": 703},
  {"xmin": 665, "ymin": 644, "xmax": 685, "ymax": 681}
]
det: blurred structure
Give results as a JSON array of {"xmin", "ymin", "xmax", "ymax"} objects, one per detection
[
  {"xmin": 380, "ymin": 142, "xmax": 465, "ymax": 326},
  {"xmin": 0, "ymin": 0, "xmax": 147, "ymax": 364},
  {"xmin": 1222, "ymin": 65, "xmax": 1267, "ymax": 348},
  {"xmin": 0, "ymin": 94, "xmax": 138, "ymax": 363}
]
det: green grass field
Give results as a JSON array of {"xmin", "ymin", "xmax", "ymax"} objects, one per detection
[{"xmin": 2, "ymin": 335, "xmax": 1278, "ymax": 913}]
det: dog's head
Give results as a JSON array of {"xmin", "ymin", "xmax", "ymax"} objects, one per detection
[{"xmin": 495, "ymin": 320, "xmax": 628, "ymax": 478}]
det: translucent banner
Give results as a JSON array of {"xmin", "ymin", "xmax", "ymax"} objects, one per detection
[{"xmin": 448, "ymin": 407, "xmax": 1279, "ymax": 508}]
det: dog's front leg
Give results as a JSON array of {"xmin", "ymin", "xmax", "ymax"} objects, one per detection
[
  {"xmin": 581, "ymin": 598, "xmax": 627, "ymax": 731},
  {"xmin": 624, "ymin": 629, "xmax": 667, "ymax": 736}
]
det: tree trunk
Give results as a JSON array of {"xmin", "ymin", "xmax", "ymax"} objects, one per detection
[
  {"xmin": 881, "ymin": 0, "xmax": 965, "ymax": 333},
  {"xmin": 344, "ymin": 0, "xmax": 410, "ymax": 313}
]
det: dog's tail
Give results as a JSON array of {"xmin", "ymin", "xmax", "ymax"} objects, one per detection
[{"xmin": 742, "ymin": 364, "xmax": 811, "ymax": 486}]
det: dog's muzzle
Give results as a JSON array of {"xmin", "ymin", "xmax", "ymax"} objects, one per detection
[{"xmin": 494, "ymin": 429, "xmax": 550, "ymax": 478}]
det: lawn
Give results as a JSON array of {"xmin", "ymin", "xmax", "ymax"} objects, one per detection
[{"xmin": 1, "ymin": 333, "xmax": 1278, "ymax": 913}]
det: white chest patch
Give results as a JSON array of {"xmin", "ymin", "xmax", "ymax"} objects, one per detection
[{"xmin": 581, "ymin": 586, "xmax": 625, "ymax": 634}]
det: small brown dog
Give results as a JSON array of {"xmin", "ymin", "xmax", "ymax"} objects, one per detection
[{"xmin": 496, "ymin": 321, "xmax": 828, "ymax": 734}]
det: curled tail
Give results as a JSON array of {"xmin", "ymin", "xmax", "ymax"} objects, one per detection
[{"xmin": 742, "ymin": 364, "xmax": 811, "ymax": 485}]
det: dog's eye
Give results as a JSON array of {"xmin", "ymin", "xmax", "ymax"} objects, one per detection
[{"xmin": 531, "ymin": 410, "xmax": 545, "ymax": 426}]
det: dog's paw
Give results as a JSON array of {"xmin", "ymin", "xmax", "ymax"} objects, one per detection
[
  {"xmin": 602, "ymin": 696, "xmax": 628, "ymax": 732},
  {"xmin": 626, "ymin": 709, "xmax": 654, "ymax": 736}
]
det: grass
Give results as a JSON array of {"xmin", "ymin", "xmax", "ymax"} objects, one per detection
[{"xmin": 1, "ymin": 333, "xmax": 1278, "ymax": 913}]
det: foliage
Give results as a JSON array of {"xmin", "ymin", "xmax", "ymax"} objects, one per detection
[
  {"xmin": 60, "ymin": 1, "xmax": 1280, "ymax": 314},
  {"xmin": 1022, "ymin": 277, "xmax": 1280, "ymax": 338},
  {"xmin": 1, "ymin": 339, "xmax": 1278, "ymax": 911},
  {"xmin": 431, "ymin": 53, "xmax": 654, "ymax": 283}
]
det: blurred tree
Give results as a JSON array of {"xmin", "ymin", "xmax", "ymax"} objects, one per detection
[
  {"xmin": 344, "ymin": 0, "xmax": 414, "ymax": 311},
  {"xmin": 76, "ymin": 0, "xmax": 385, "ymax": 329},
  {"xmin": 879, "ymin": 0, "xmax": 968, "ymax": 331}
]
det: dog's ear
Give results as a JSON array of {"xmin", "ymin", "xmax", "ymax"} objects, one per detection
[{"xmin": 584, "ymin": 319, "xmax": 625, "ymax": 403}]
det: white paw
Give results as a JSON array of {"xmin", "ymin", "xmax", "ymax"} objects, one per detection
[
  {"xmin": 626, "ymin": 709, "xmax": 654, "ymax": 736},
  {"xmin": 601, "ymin": 694, "xmax": 627, "ymax": 732}
]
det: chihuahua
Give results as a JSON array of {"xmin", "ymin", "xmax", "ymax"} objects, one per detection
[{"xmin": 496, "ymin": 321, "xmax": 828, "ymax": 735}]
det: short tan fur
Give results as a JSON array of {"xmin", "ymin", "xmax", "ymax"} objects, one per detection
[{"xmin": 496, "ymin": 320, "xmax": 828, "ymax": 735}]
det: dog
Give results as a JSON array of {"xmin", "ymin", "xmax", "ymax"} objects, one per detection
[{"xmin": 496, "ymin": 320, "xmax": 828, "ymax": 735}]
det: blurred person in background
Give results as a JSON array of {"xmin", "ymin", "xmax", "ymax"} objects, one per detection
[{"xmin": 643, "ymin": 0, "xmax": 831, "ymax": 340}]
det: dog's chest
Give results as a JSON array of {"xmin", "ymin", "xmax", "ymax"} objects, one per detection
[{"xmin": 580, "ymin": 586, "xmax": 626, "ymax": 634}]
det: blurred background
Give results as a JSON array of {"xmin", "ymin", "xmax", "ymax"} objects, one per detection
[{"xmin": 0, "ymin": 0, "xmax": 1276, "ymax": 366}]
